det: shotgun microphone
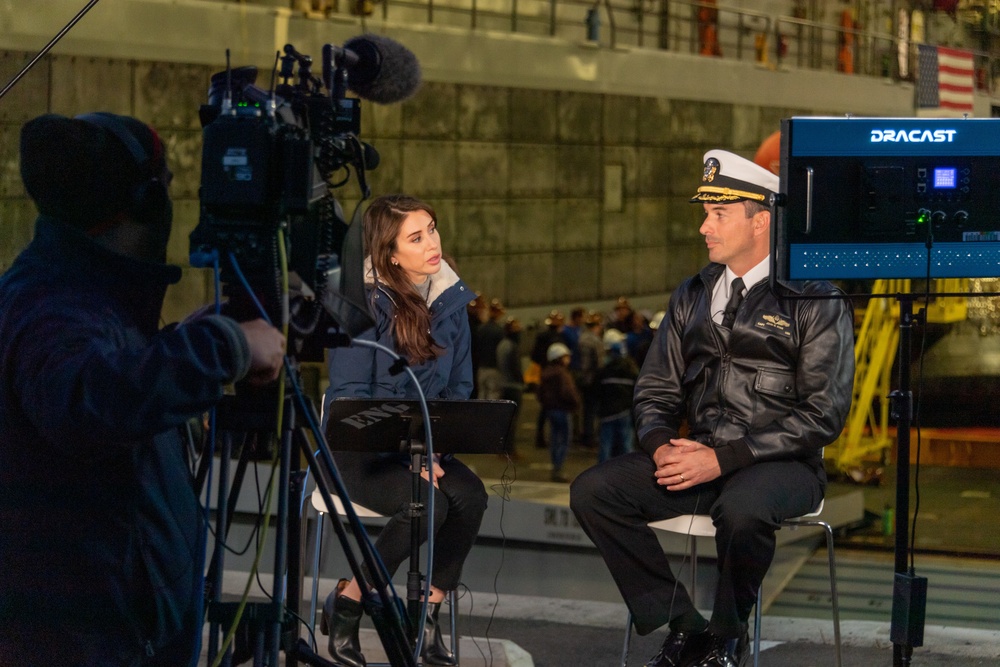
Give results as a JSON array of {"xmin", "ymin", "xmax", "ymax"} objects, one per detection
[{"xmin": 324, "ymin": 34, "xmax": 422, "ymax": 105}]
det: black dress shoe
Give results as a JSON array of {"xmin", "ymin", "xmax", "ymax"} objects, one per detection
[
  {"xmin": 687, "ymin": 632, "xmax": 743, "ymax": 667},
  {"xmin": 643, "ymin": 629, "xmax": 710, "ymax": 667}
]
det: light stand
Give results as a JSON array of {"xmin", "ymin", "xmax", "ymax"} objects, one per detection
[
  {"xmin": 406, "ymin": 439, "xmax": 428, "ymax": 648},
  {"xmin": 888, "ymin": 295, "xmax": 926, "ymax": 667},
  {"xmin": 774, "ymin": 114, "xmax": 1000, "ymax": 666}
]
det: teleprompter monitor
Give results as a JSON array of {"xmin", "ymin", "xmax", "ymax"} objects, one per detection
[{"xmin": 775, "ymin": 116, "xmax": 1000, "ymax": 282}]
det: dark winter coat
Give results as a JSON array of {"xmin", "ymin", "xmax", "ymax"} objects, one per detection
[
  {"xmin": 597, "ymin": 353, "xmax": 638, "ymax": 420},
  {"xmin": 538, "ymin": 363, "xmax": 581, "ymax": 412},
  {"xmin": 0, "ymin": 216, "xmax": 251, "ymax": 664}
]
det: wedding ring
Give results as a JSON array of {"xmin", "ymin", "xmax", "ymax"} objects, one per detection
[{"xmin": 679, "ymin": 474, "xmax": 685, "ymax": 482}]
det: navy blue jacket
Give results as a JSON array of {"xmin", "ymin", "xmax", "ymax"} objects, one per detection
[
  {"xmin": 0, "ymin": 217, "xmax": 251, "ymax": 664},
  {"xmin": 325, "ymin": 260, "xmax": 474, "ymax": 407}
]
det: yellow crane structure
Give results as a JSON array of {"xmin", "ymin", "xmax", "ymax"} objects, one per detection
[{"xmin": 830, "ymin": 279, "xmax": 968, "ymax": 479}]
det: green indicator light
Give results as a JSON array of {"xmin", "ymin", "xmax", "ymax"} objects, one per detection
[{"xmin": 916, "ymin": 210, "xmax": 929, "ymax": 225}]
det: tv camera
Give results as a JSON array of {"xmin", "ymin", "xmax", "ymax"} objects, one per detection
[{"xmin": 190, "ymin": 35, "xmax": 422, "ymax": 355}]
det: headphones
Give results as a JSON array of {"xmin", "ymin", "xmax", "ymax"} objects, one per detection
[{"xmin": 74, "ymin": 112, "xmax": 170, "ymax": 221}]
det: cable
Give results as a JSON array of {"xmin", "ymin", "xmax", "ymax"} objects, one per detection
[
  {"xmin": 459, "ymin": 582, "xmax": 492, "ymax": 667},
  {"xmin": 204, "ymin": 455, "xmax": 266, "ymax": 558},
  {"xmin": 349, "ymin": 337, "xmax": 436, "ymax": 661},
  {"xmin": 226, "ymin": 251, "xmax": 273, "ymax": 327},
  {"xmin": 281, "ymin": 332, "xmax": 435, "ymax": 664},
  {"xmin": 664, "ymin": 491, "xmax": 703, "ymax": 631},
  {"xmin": 476, "ymin": 454, "xmax": 517, "ymax": 667}
]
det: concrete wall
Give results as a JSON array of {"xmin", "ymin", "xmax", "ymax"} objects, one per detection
[{"xmin": 0, "ymin": 0, "xmax": 978, "ymax": 322}]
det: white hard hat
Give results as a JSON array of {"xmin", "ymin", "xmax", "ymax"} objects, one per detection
[
  {"xmin": 603, "ymin": 329, "xmax": 626, "ymax": 347},
  {"xmin": 546, "ymin": 342, "xmax": 571, "ymax": 362}
]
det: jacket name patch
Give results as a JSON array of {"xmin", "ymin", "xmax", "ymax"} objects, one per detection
[{"xmin": 754, "ymin": 312, "xmax": 793, "ymax": 337}]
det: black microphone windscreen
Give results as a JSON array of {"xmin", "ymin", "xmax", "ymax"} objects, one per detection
[{"xmin": 342, "ymin": 34, "xmax": 422, "ymax": 104}]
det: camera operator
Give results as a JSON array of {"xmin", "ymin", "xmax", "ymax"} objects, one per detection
[{"xmin": 0, "ymin": 112, "xmax": 286, "ymax": 666}]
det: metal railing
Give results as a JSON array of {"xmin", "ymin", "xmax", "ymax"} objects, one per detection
[{"xmin": 256, "ymin": 1, "xmax": 1000, "ymax": 94}]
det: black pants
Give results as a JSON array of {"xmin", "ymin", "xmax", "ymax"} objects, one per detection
[
  {"xmin": 570, "ymin": 452, "xmax": 822, "ymax": 637},
  {"xmin": 336, "ymin": 452, "xmax": 488, "ymax": 591}
]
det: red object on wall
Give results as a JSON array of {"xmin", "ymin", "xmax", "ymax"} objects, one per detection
[
  {"xmin": 698, "ymin": 1, "xmax": 722, "ymax": 57},
  {"xmin": 837, "ymin": 10, "xmax": 855, "ymax": 74}
]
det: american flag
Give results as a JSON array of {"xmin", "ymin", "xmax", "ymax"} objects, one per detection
[{"xmin": 916, "ymin": 44, "xmax": 975, "ymax": 117}]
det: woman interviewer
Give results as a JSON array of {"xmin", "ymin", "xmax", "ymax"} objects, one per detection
[{"xmin": 320, "ymin": 194, "xmax": 487, "ymax": 667}]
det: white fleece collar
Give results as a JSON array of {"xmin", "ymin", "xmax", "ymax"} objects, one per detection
[{"xmin": 364, "ymin": 256, "xmax": 461, "ymax": 306}]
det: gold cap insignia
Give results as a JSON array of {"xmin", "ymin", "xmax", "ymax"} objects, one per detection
[{"xmin": 703, "ymin": 157, "xmax": 720, "ymax": 183}]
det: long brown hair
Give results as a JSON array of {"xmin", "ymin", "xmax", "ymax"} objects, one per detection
[{"xmin": 364, "ymin": 194, "xmax": 441, "ymax": 364}]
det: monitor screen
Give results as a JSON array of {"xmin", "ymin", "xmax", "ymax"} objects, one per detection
[{"xmin": 933, "ymin": 167, "xmax": 957, "ymax": 189}]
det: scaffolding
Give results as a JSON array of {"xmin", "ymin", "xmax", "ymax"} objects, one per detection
[{"xmin": 832, "ymin": 279, "xmax": 968, "ymax": 479}]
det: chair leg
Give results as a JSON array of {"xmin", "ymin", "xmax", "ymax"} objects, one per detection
[
  {"xmin": 690, "ymin": 538, "xmax": 699, "ymax": 604},
  {"xmin": 621, "ymin": 611, "xmax": 633, "ymax": 667},
  {"xmin": 820, "ymin": 520, "xmax": 842, "ymax": 667},
  {"xmin": 447, "ymin": 589, "xmax": 459, "ymax": 663},
  {"xmin": 309, "ymin": 511, "xmax": 326, "ymax": 644},
  {"xmin": 782, "ymin": 518, "xmax": 842, "ymax": 667},
  {"xmin": 753, "ymin": 586, "xmax": 762, "ymax": 667}
]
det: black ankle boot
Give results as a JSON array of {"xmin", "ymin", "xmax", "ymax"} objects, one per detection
[
  {"xmin": 320, "ymin": 580, "xmax": 366, "ymax": 667},
  {"xmin": 421, "ymin": 601, "xmax": 457, "ymax": 666}
]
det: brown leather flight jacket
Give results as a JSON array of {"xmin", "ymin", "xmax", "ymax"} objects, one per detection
[{"xmin": 633, "ymin": 262, "xmax": 855, "ymax": 477}]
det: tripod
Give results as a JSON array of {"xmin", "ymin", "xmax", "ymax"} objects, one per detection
[{"xmin": 200, "ymin": 367, "xmax": 416, "ymax": 667}]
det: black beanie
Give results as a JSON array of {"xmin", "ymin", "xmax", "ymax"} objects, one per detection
[{"xmin": 19, "ymin": 112, "xmax": 164, "ymax": 231}]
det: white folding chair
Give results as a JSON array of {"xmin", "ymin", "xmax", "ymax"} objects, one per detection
[
  {"xmin": 620, "ymin": 501, "xmax": 841, "ymax": 667},
  {"xmin": 308, "ymin": 487, "xmax": 459, "ymax": 666}
]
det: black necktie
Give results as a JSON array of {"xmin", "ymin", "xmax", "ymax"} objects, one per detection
[{"xmin": 721, "ymin": 277, "xmax": 745, "ymax": 329}]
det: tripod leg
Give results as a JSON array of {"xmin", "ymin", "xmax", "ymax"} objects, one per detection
[
  {"xmin": 207, "ymin": 430, "xmax": 233, "ymax": 665},
  {"xmin": 268, "ymin": 398, "xmax": 295, "ymax": 667},
  {"xmin": 205, "ymin": 431, "xmax": 254, "ymax": 605}
]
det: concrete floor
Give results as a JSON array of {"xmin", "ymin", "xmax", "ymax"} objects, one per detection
[{"xmin": 207, "ymin": 390, "xmax": 1000, "ymax": 665}]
